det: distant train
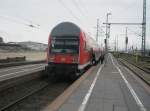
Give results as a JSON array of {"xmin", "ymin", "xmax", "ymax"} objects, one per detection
[{"xmin": 45, "ymin": 22, "xmax": 104, "ymax": 80}]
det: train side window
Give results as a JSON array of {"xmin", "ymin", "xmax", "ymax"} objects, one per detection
[
  {"xmin": 85, "ymin": 39, "xmax": 90, "ymax": 51},
  {"xmin": 86, "ymin": 44, "xmax": 91, "ymax": 51}
]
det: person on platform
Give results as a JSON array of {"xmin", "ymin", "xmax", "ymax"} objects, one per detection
[{"xmin": 100, "ymin": 54, "xmax": 105, "ymax": 64}]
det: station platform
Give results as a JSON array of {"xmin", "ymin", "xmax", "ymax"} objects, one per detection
[
  {"xmin": 57, "ymin": 54, "xmax": 150, "ymax": 111},
  {"xmin": 0, "ymin": 63, "xmax": 45, "ymax": 82}
]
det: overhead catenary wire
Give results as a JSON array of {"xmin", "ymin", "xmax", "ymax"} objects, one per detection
[
  {"xmin": 70, "ymin": 0, "xmax": 86, "ymax": 18},
  {"xmin": 57, "ymin": 0, "xmax": 82, "ymax": 24},
  {"xmin": 0, "ymin": 16, "xmax": 53, "ymax": 37},
  {"xmin": 128, "ymin": 28, "xmax": 142, "ymax": 37},
  {"xmin": 96, "ymin": 25, "xmax": 105, "ymax": 36},
  {"xmin": 93, "ymin": 25, "xmax": 105, "ymax": 37},
  {"xmin": 57, "ymin": 0, "xmax": 92, "ymax": 33},
  {"xmin": 78, "ymin": 0, "xmax": 89, "ymax": 16},
  {"xmin": 99, "ymin": 26, "xmax": 106, "ymax": 34},
  {"xmin": 0, "ymin": 15, "xmax": 39, "ymax": 29},
  {"xmin": 0, "ymin": 15, "xmax": 28, "ymax": 26},
  {"xmin": 74, "ymin": 0, "xmax": 91, "ymax": 29}
]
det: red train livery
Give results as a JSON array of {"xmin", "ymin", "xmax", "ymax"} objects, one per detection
[{"xmin": 45, "ymin": 22, "xmax": 103, "ymax": 79}]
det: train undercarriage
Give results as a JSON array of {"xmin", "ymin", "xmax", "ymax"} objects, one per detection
[{"xmin": 45, "ymin": 63, "xmax": 84, "ymax": 81}]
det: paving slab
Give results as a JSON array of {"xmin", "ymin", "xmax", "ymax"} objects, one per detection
[{"xmin": 58, "ymin": 54, "xmax": 150, "ymax": 111}]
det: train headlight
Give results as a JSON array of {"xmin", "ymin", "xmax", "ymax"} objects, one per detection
[
  {"xmin": 72, "ymin": 56, "xmax": 78, "ymax": 63},
  {"xmin": 49, "ymin": 56, "xmax": 55, "ymax": 62}
]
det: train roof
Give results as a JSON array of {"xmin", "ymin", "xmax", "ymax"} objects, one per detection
[{"xmin": 51, "ymin": 22, "xmax": 81, "ymax": 37}]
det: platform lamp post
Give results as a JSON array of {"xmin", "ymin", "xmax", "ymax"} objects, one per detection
[{"xmin": 105, "ymin": 13, "xmax": 111, "ymax": 53}]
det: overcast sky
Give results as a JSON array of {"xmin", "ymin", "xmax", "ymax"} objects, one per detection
[{"xmin": 0, "ymin": 0, "xmax": 149, "ymax": 50}]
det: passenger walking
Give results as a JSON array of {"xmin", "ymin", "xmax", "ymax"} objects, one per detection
[
  {"xmin": 100, "ymin": 54, "xmax": 104, "ymax": 64},
  {"xmin": 91, "ymin": 49, "xmax": 95, "ymax": 65}
]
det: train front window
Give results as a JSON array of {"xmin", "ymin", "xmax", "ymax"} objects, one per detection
[{"xmin": 50, "ymin": 37, "xmax": 79, "ymax": 54}]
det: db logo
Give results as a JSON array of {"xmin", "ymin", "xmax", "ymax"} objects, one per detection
[{"xmin": 61, "ymin": 58, "xmax": 66, "ymax": 62}]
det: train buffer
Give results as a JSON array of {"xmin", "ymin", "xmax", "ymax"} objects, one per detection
[{"xmin": 45, "ymin": 53, "xmax": 150, "ymax": 111}]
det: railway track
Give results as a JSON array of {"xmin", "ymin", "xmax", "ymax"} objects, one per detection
[
  {"xmin": 0, "ymin": 64, "xmax": 46, "ymax": 92},
  {"xmin": 0, "ymin": 64, "xmax": 48, "ymax": 111},
  {"xmin": 0, "ymin": 63, "xmax": 82, "ymax": 111},
  {"xmin": 0, "ymin": 60, "xmax": 45, "ymax": 69},
  {"xmin": 122, "ymin": 57, "xmax": 150, "ymax": 74},
  {"xmin": 0, "ymin": 57, "xmax": 94, "ymax": 111},
  {"xmin": 0, "ymin": 76, "xmax": 71, "ymax": 111},
  {"xmin": 118, "ymin": 58, "xmax": 150, "ymax": 85},
  {"xmin": 0, "ymin": 78, "xmax": 48, "ymax": 111}
]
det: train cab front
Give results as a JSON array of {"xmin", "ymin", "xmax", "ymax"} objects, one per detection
[
  {"xmin": 45, "ymin": 22, "xmax": 81, "ymax": 79},
  {"xmin": 45, "ymin": 36, "xmax": 79, "ymax": 76}
]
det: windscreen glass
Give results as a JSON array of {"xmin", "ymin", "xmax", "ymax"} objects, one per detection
[{"xmin": 50, "ymin": 36, "xmax": 79, "ymax": 54}]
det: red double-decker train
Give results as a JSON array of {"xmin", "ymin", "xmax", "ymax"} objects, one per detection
[{"xmin": 45, "ymin": 22, "xmax": 103, "ymax": 80}]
